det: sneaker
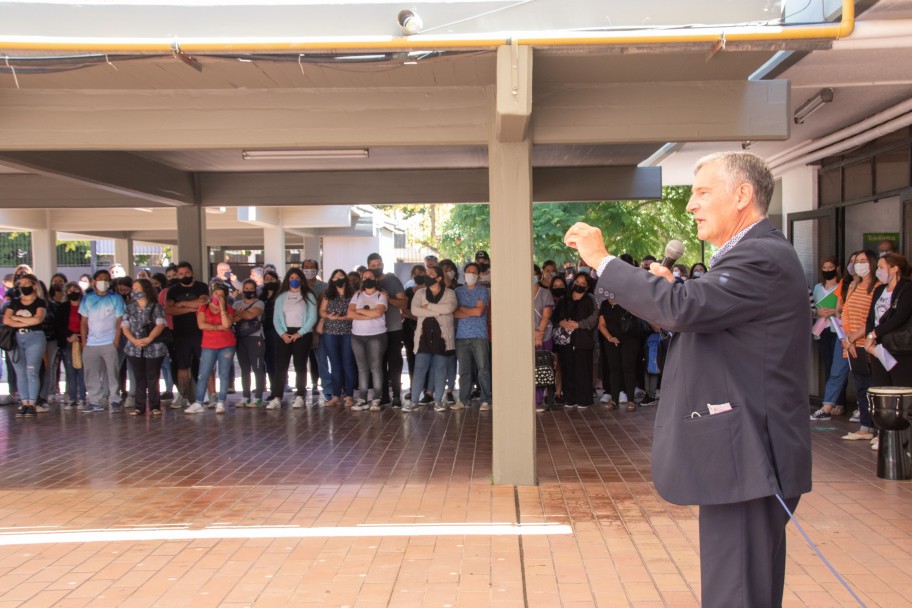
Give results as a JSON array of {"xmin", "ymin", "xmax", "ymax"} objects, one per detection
[
  {"xmin": 535, "ymin": 404, "xmax": 547, "ymax": 413},
  {"xmin": 110, "ymin": 402, "xmax": 123, "ymax": 413},
  {"xmin": 402, "ymin": 402, "xmax": 414, "ymax": 413},
  {"xmin": 23, "ymin": 406, "xmax": 37, "ymax": 418},
  {"xmin": 369, "ymin": 399, "xmax": 382, "ymax": 412},
  {"xmin": 831, "ymin": 405, "xmax": 845, "ymax": 416},
  {"xmin": 184, "ymin": 402, "xmax": 205, "ymax": 414},
  {"xmin": 599, "ymin": 393, "xmax": 611, "ymax": 404},
  {"xmin": 641, "ymin": 398, "xmax": 659, "ymax": 407},
  {"xmin": 564, "ymin": 403, "xmax": 577, "ymax": 409},
  {"xmin": 252, "ymin": 399, "xmax": 262, "ymax": 408},
  {"xmin": 434, "ymin": 401, "xmax": 446, "ymax": 412},
  {"xmin": 479, "ymin": 402, "xmax": 491, "ymax": 411},
  {"xmin": 343, "ymin": 397, "xmax": 354, "ymax": 408},
  {"xmin": 82, "ymin": 404, "xmax": 104, "ymax": 413},
  {"xmin": 15, "ymin": 406, "xmax": 27, "ymax": 417},
  {"xmin": 471, "ymin": 388, "xmax": 481, "ymax": 400},
  {"xmin": 451, "ymin": 401, "xmax": 465, "ymax": 410},
  {"xmin": 34, "ymin": 403, "xmax": 50, "ymax": 413},
  {"xmin": 619, "ymin": 391, "xmax": 628, "ymax": 404},
  {"xmin": 239, "ymin": 397, "xmax": 251, "ymax": 407},
  {"xmin": 391, "ymin": 399, "xmax": 402, "ymax": 409},
  {"xmin": 266, "ymin": 398, "xmax": 282, "ymax": 410},
  {"xmin": 351, "ymin": 399, "xmax": 369, "ymax": 411},
  {"xmin": 292, "ymin": 396, "xmax": 305, "ymax": 409},
  {"xmin": 446, "ymin": 392, "xmax": 456, "ymax": 404},
  {"xmin": 872, "ymin": 438, "xmax": 879, "ymax": 450},
  {"xmin": 162, "ymin": 391, "xmax": 175, "ymax": 402},
  {"xmin": 849, "ymin": 409, "xmax": 861, "ymax": 422},
  {"xmin": 419, "ymin": 393, "xmax": 434, "ymax": 405},
  {"xmin": 215, "ymin": 402, "xmax": 226, "ymax": 414},
  {"xmin": 809, "ymin": 408, "xmax": 831, "ymax": 421}
]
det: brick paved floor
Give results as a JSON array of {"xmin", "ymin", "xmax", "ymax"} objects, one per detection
[{"xmin": 0, "ymin": 395, "xmax": 909, "ymax": 607}]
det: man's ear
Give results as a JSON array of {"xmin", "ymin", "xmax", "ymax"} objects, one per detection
[{"xmin": 734, "ymin": 182, "xmax": 755, "ymax": 211}]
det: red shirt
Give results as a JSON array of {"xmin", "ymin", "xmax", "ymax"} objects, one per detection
[
  {"xmin": 198, "ymin": 304, "xmax": 237, "ymax": 350},
  {"xmin": 67, "ymin": 302, "xmax": 81, "ymax": 334}
]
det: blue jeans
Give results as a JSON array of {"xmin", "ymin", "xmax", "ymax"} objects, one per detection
[
  {"xmin": 412, "ymin": 353, "xmax": 450, "ymax": 403},
  {"xmin": 315, "ymin": 337, "xmax": 333, "ymax": 399},
  {"xmin": 822, "ymin": 342, "xmax": 849, "ymax": 406},
  {"xmin": 456, "ymin": 338, "xmax": 492, "ymax": 403},
  {"xmin": 11, "ymin": 330, "xmax": 47, "ymax": 403},
  {"xmin": 324, "ymin": 333, "xmax": 356, "ymax": 399},
  {"xmin": 195, "ymin": 345, "xmax": 236, "ymax": 404},
  {"xmin": 62, "ymin": 342, "xmax": 86, "ymax": 402},
  {"xmin": 852, "ymin": 371, "xmax": 873, "ymax": 430},
  {"xmin": 161, "ymin": 351, "xmax": 174, "ymax": 394}
]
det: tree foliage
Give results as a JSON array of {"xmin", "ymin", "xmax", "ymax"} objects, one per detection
[{"xmin": 435, "ymin": 186, "xmax": 709, "ymax": 266}]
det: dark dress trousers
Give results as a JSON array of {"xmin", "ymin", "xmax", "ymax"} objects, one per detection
[{"xmin": 594, "ymin": 219, "xmax": 812, "ymax": 607}]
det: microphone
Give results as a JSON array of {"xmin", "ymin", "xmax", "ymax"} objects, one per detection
[{"xmin": 661, "ymin": 239, "xmax": 685, "ymax": 269}]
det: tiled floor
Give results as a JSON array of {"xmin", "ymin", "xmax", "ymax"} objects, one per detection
[{"xmin": 0, "ymin": 395, "xmax": 910, "ymax": 607}]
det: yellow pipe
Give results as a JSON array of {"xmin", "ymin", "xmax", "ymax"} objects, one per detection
[{"xmin": 0, "ymin": 0, "xmax": 854, "ymax": 53}]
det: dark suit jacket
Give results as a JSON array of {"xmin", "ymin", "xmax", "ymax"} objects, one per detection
[{"xmin": 594, "ymin": 219, "xmax": 812, "ymax": 506}]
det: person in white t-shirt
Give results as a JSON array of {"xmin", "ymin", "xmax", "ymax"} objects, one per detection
[{"xmin": 348, "ymin": 268, "xmax": 388, "ymax": 411}]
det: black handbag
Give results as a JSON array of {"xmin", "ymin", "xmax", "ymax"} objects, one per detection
[
  {"xmin": 0, "ymin": 325, "xmax": 17, "ymax": 352},
  {"xmin": 534, "ymin": 350, "xmax": 555, "ymax": 387}
]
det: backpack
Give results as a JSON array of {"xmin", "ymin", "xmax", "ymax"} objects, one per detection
[{"xmin": 418, "ymin": 317, "xmax": 447, "ymax": 355}]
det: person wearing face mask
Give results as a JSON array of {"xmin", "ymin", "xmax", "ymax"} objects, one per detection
[
  {"xmin": 407, "ymin": 265, "xmax": 458, "ymax": 412},
  {"xmin": 234, "ymin": 279, "xmax": 266, "ymax": 408},
  {"xmin": 349, "ymin": 268, "xmax": 389, "ymax": 411},
  {"xmin": 4, "ymin": 274, "xmax": 47, "ymax": 418},
  {"xmin": 540, "ymin": 260, "xmax": 558, "ymax": 289},
  {"xmin": 877, "ymin": 239, "xmax": 897, "ymax": 258},
  {"xmin": 436, "ymin": 259, "xmax": 461, "ymax": 404},
  {"xmin": 548, "ymin": 275, "xmax": 569, "ymax": 403},
  {"xmin": 78, "ymin": 270, "xmax": 126, "ymax": 413},
  {"xmin": 672, "ymin": 264, "xmax": 689, "ymax": 283},
  {"xmin": 453, "ymin": 262, "xmax": 492, "ymax": 411},
  {"xmin": 77, "ymin": 274, "xmax": 93, "ymax": 294},
  {"xmin": 184, "ymin": 283, "xmax": 237, "ymax": 414},
  {"xmin": 837, "ymin": 250, "xmax": 881, "ymax": 441},
  {"xmin": 164, "ymin": 262, "xmax": 210, "ymax": 410},
  {"xmin": 864, "ymin": 253, "xmax": 912, "ymax": 390},
  {"xmin": 55, "ymin": 282, "xmax": 86, "ymax": 409},
  {"xmin": 319, "ymin": 269, "xmax": 357, "ymax": 408},
  {"xmin": 532, "ymin": 264, "xmax": 555, "ymax": 410},
  {"xmin": 266, "ymin": 268, "xmax": 317, "ymax": 410},
  {"xmin": 215, "ymin": 262, "xmax": 243, "ymax": 294},
  {"xmin": 302, "ymin": 259, "xmax": 331, "ymax": 402},
  {"xmin": 551, "ymin": 272, "xmax": 599, "ymax": 410},
  {"xmin": 475, "ymin": 251, "xmax": 492, "ymax": 288},
  {"xmin": 402, "ymin": 265, "xmax": 427, "ymax": 395},
  {"xmin": 810, "ymin": 256, "xmax": 848, "ymax": 421},
  {"xmin": 366, "ymin": 253, "xmax": 407, "ymax": 408},
  {"xmin": 690, "ymin": 262, "xmax": 707, "ymax": 279},
  {"xmin": 260, "ymin": 269, "xmax": 282, "ymax": 396},
  {"xmin": 121, "ymin": 279, "xmax": 167, "ymax": 415}
]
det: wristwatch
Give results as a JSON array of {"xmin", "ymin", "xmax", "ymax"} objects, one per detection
[{"xmin": 867, "ymin": 332, "xmax": 876, "ymax": 340}]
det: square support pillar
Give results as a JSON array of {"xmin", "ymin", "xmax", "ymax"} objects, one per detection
[
  {"xmin": 31, "ymin": 228, "xmax": 57, "ymax": 282},
  {"xmin": 176, "ymin": 205, "xmax": 208, "ymax": 283},
  {"xmin": 491, "ymin": 44, "xmax": 536, "ymax": 486},
  {"xmin": 264, "ymin": 226, "xmax": 286, "ymax": 277},
  {"xmin": 114, "ymin": 237, "xmax": 133, "ymax": 276}
]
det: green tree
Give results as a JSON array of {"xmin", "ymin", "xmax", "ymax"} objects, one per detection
[{"xmin": 436, "ymin": 186, "xmax": 708, "ymax": 266}]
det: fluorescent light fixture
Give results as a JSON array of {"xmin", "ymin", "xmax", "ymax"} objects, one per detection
[
  {"xmin": 794, "ymin": 88, "xmax": 834, "ymax": 124},
  {"xmin": 242, "ymin": 149, "xmax": 370, "ymax": 160}
]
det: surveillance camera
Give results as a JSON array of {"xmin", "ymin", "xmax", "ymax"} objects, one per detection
[{"xmin": 397, "ymin": 9, "xmax": 423, "ymax": 35}]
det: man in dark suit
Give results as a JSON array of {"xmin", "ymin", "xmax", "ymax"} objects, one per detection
[{"xmin": 565, "ymin": 152, "xmax": 812, "ymax": 607}]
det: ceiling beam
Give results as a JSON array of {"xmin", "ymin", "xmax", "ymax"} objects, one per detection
[
  {"xmin": 0, "ymin": 173, "xmax": 167, "ymax": 208},
  {"xmin": 495, "ymin": 45, "xmax": 532, "ymax": 143},
  {"xmin": 533, "ymin": 80, "xmax": 790, "ymax": 144},
  {"xmin": 0, "ymin": 151, "xmax": 196, "ymax": 207},
  {"xmin": 201, "ymin": 166, "xmax": 661, "ymax": 206}
]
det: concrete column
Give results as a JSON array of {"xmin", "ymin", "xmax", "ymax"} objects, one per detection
[
  {"xmin": 113, "ymin": 237, "xmax": 133, "ymax": 276},
  {"xmin": 176, "ymin": 205, "xmax": 208, "ymax": 282},
  {"xmin": 31, "ymin": 228, "xmax": 57, "ymax": 281},
  {"xmin": 302, "ymin": 235, "xmax": 321, "ymax": 267},
  {"xmin": 490, "ymin": 44, "xmax": 536, "ymax": 486},
  {"xmin": 264, "ymin": 226, "xmax": 286, "ymax": 277}
]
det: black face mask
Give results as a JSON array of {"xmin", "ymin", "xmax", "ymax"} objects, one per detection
[
  {"xmin": 243, "ymin": 290, "xmax": 256, "ymax": 299},
  {"xmin": 180, "ymin": 276, "xmax": 194, "ymax": 286},
  {"xmin": 350, "ymin": 281, "xmax": 361, "ymax": 291},
  {"xmin": 167, "ymin": 278, "xmax": 179, "ymax": 287},
  {"xmin": 413, "ymin": 275, "xmax": 426, "ymax": 286},
  {"xmin": 67, "ymin": 292, "xmax": 81, "ymax": 302},
  {"xmin": 332, "ymin": 278, "xmax": 347, "ymax": 288},
  {"xmin": 19, "ymin": 285, "xmax": 35, "ymax": 296},
  {"xmin": 822, "ymin": 269, "xmax": 838, "ymax": 281},
  {"xmin": 573, "ymin": 284, "xmax": 588, "ymax": 294},
  {"xmin": 477, "ymin": 263, "xmax": 490, "ymax": 273},
  {"xmin": 371, "ymin": 267, "xmax": 383, "ymax": 279},
  {"xmin": 362, "ymin": 279, "xmax": 377, "ymax": 290},
  {"xmin": 551, "ymin": 288, "xmax": 567, "ymax": 298}
]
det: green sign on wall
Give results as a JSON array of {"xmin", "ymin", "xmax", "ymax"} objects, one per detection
[{"xmin": 863, "ymin": 232, "xmax": 899, "ymax": 253}]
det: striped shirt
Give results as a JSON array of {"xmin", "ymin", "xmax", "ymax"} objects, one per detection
[{"xmin": 841, "ymin": 282, "xmax": 878, "ymax": 347}]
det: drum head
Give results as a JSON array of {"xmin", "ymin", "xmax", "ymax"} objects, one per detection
[{"xmin": 868, "ymin": 386, "xmax": 912, "ymax": 396}]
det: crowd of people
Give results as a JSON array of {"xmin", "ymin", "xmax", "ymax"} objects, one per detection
[
  {"xmin": 808, "ymin": 239, "xmax": 912, "ymax": 449},
  {"xmin": 2, "ymin": 238, "xmax": 908, "ymax": 422}
]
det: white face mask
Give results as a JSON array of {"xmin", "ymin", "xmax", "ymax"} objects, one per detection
[
  {"xmin": 692, "ymin": 270, "xmax": 704, "ymax": 278},
  {"xmin": 846, "ymin": 262, "xmax": 856, "ymax": 277},
  {"xmin": 95, "ymin": 280, "xmax": 109, "ymax": 292},
  {"xmin": 302, "ymin": 269, "xmax": 318, "ymax": 280},
  {"xmin": 446, "ymin": 270, "xmax": 456, "ymax": 281},
  {"xmin": 854, "ymin": 262, "xmax": 870, "ymax": 278},
  {"xmin": 78, "ymin": 280, "xmax": 90, "ymax": 291},
  {"xmin": 465, "ymin": 273, "xmax": 478, "ymax": 286},
  {"xmin": 876, "ymin": 268, "xmax": 891, "ymax": 284},
  {"xmin": 672, "ymin": 270, "xmax": 681, "ymax": 278}
]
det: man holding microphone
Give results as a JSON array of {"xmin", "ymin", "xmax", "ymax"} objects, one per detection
[{"xmin": 565, "ymin": 152, "xmax": 812, "ymax": 607}]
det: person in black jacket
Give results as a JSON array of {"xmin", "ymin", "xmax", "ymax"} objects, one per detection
[
  {"xmin": 865, "ymin": 253, "xmax": 912, "ymax": 386},
  {"xmin": 552, "ymin": 273, "xmax": 599, "ymax": 408},
  {"xmin": 54, "ymin": 282, "xmax": 86, "ymax": 408}
]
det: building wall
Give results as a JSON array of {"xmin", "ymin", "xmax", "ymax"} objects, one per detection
[
  {"xmin": 322, "ymin": 236, "xmax": 380, "ymax": 276},
  {"xmin": 845, "ymin": 196, "xmax": 901, "ymax": 253}
]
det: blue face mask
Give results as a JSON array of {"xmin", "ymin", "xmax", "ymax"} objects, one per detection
[
  {"xmin": 289, "ymin": 279, "xmax": 302, "ymax": 289},
  {"xmin": 131, "ymin": 291, "xmax": 144, "ymax": 301}
]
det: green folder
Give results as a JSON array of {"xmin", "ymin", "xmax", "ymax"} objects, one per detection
[{"xmin": 815, "ymin": 288, "xmax": 838, "ymax": 309}]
